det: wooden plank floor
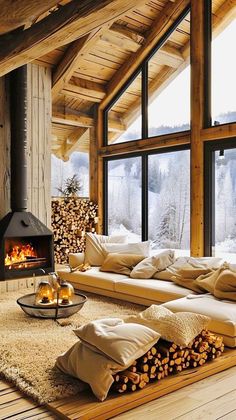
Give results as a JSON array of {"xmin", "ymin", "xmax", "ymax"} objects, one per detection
[
  {"xmin": 1, "ymin": 363, "xmax": 236, "ymax": 419},
  {"xmin": 49, "ymin": 349, "xmax": 236, "ymax": 420},
  {"xmin": 0, "ymin": 379, "xmax": 56, "ymax": 420}
]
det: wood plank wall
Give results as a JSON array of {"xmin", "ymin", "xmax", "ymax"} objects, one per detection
[
  {"xmin": 27, "ymin": 64, "xmax": 52, "ymax": 227},
  {"xmin": 0, "ymin": 65, "xmax": 51, "ymax": 227},
  {"xmin": 0, "ymin": 76, "xmax": 11, "ymax": 218}
]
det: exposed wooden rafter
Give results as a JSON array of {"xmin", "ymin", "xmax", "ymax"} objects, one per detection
[
  {"xmin": 0, "ymin": 0, "xmax": 146, "ymax": 77},
  {"xmin": 0, "ymin": 0, "xmax": 60, "ymax": 35},
  {"xmin": 52, "ymin": 109, "xmax": 125, "ymax": 132},
  {"xmin": 61, "ymin": 77, "xmax": 106, "ymax": 103},
  {"xmin": 62, "ymin": 127, "xmax": 90, "ymax": 161}
]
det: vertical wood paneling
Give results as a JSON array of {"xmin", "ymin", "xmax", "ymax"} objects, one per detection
[
  {"xmin": 0, "ymin": 76, "xmax": 10, "ymax": 217},
  {"xmin": 27, "ymin": 64, "xmax": 51, "ymax": 227}
]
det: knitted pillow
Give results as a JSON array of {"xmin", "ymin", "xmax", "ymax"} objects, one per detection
[{"xmin": 125, "ymin": 305, "xmax": 210, "ymax": 347}]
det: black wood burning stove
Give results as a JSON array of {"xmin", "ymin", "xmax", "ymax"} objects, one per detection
[{"xmin": 0, "ymin": 66, "xmax": 54, "ymax": 280}]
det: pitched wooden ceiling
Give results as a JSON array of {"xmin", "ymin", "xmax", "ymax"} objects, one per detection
[{"xmin": 0, "ymin": 0, "xmax": 235, "ymax": 160}]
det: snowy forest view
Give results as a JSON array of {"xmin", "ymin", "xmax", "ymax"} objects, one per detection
[{"xmin": 107, "ymin": 150, "xmax": 190, "ymax": 251}]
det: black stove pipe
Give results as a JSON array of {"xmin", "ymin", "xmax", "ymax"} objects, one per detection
[{"xmin": 10, "ymin": 65, "xmax": 28, "ymax": 212}]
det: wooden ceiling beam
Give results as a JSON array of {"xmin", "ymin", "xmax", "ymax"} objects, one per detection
[
  {"xmin": 109, "ymin": 23, "xmax": 145, "ymax": 45},
  {"xmin": 52, "ymin": 109, "xmax": 125, "ymax": 132},
  {"xmin": 52, "ymin": 110, "xmax": 94, "ymax": 128},
  {"xmin": 0, "ymin": 1, "xmax": 60, "ymax": 35},
  {"xmin": 0, "ymin": 0, "xmax": 146, "ymax": 77},
  {"xmin": 62, "ymin": 127, "xmax": 90, "ymax": 161},
  {"xmin": 61, "ymin": 77, "xmax": 106, "ymax": 102},
  {"xmin": 100, "ymin": 0, "xmax": 190, "ymax": 110}
]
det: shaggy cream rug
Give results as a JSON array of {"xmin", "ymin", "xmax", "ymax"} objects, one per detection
[{"xmin": 0, "ymin": 288, "xmax": 144, "ymax": 403}]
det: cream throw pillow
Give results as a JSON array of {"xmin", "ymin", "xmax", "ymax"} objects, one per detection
[
  {"xmin": 101, "ymin": 241, "xmax": 150, "ymax": 257},
  {"xmin": 74, "ymin": 317, "xmax": 160, "ymax": 366},
  {"xmin": 100, "ymin": 253, "xmax": 144, "ymax": 276},
  {"xmin": 125, "ymin": 305, "xmax": 210, "ymax": 347},
  {"xmin": 84, "ymin": 233, "xmax": 127, "ymax": 266},
  {"xmin": 130, "ymin": 250, "xmax": 175, "ymax": 279},
  {"xmin": 56, "ymin": 340, "xmax": 125, "ymax": 401}
]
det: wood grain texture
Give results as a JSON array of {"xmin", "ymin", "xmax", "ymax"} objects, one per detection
[
  {"xmin": 48, "ymin": 348, "xmax": 236, "ymax": 420},
  {"xmin": 190, "ymin": 0, "xmax": 205, "ymax": 257},
  {"xmin": 27, "ymin": 64, "xmax": 51, "ymax": 227},
  {"xmin": 0, "ymin": 0, "xmax": 60, "ymax": 35},
  {"xmin": 0, "ymin": 76, "xmax": 11, "ymax": 218},
  {"xmin": 0, "ymin": 0, "xmax": 146, "ymax": 77}
]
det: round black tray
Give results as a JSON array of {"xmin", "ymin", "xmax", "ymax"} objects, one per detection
[{"xmin": 17, "ymin": 292, "xmax": 87, "ymax": 319}]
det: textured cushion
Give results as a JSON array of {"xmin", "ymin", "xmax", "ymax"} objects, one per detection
[
  {"xmin": 163, "ymin": 295, "xmax": 236, "ymax": 339},
  {"xmin": 57, "ymin": 266, "xmax": 127, "ymax": 291},
  {"xmin": 56, "ymin": 340, "xmax": 124, "ymax": 401},
  {"xmin": 130, "ymin": 250, "xmax": 175, "ymax": 279},
  {"xmin": 125, "ymin": 305, "xmax": 210, "ymax": 347},
  {"xmin": 84, "ymin": 233, "xmax": 127, "ymax": 266},
  {"xmin": 101, "ymin": 241, "xmax": 150, "ymax": 258},
  {"xmin": 100, "ymin": 253, "xmax": 144, "ymax": 276},
  {"xmin": 115, "ymin": 278, "xmax": 191, "ymax": 303},
  {"xmin": 74, "ymin": 318, "xmax": 160, "ymax": 366}
]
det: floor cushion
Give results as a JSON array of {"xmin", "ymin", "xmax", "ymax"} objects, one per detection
[{"xmin": 163, "ymin": 295, "xmax": 236, "ymax": 347}]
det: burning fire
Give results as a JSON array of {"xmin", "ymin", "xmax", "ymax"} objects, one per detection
[{"xmin": 5, "ymin": 244, "xmax": 37, "ymax": 266}]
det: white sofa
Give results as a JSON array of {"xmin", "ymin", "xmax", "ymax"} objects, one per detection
[{"xmin": 57, "ymin": 253, "xmax": 236, "ymax": 347}]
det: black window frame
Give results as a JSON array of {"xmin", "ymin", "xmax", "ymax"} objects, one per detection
[
  {"xmin": 104, "ymin": 144, "xmax": 190, "ymax": 242},
  {"xmin": 103, "ymin": 6, "xmax": 191, "ymax": 147},
  {"xmin": 204, "ymin": 138, "xmax": 236, "ymax": 256}
]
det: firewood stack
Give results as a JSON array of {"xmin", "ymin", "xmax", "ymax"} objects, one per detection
[
  {"xmin": 112, "ymin": 330, "xmax": 224, "ymax": 394},
  {"xmin": 51, "ymin": 198, "xmax": 98, "ymax": 264}
]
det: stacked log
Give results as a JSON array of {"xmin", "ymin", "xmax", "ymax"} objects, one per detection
[
  {"xmin": 112, "ymin": 330, "xmax": 224, "ymax": 393},
  {"xmin": 51, "ymin": 197, "xmax": 98, "ymax": 264}
]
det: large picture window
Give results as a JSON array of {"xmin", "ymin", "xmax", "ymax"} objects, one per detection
[
  {"xmin": 212, "ymin": 6, "xmax": 236, "ymax": 125},
  {"xmin": 148, "ymin": 13, "xmax": 190, "ymax": 137},
  {"xmin": 205, "ymin": 140, "xmax": 236, "ymax": 262},
  {"xmin": 106, "ymin": 156, "xmax": 142, "ymax": 241},
  {"xmin": 148, "ymin": 149, "xmax": 190, "ymax": 252},
  {"xmin": 104, "ymin": 7, "xmax": 190, "ymax": 146},
  {"xmin": 105, "ymin": 147, "xmax": 190, "ymax": 252}
]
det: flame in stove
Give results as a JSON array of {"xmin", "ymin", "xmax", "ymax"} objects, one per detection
[{"xmin": 5, "ymin": 244, "xmax": 37, "ymax": 266}]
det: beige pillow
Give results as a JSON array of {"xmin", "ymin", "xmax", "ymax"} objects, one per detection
[
  {"xmin": 69, "ymin": 252, "xmax": 85, "ymax": 268},
  {"xmin": 84, "ymin": 233, "xmax": 127, "ymax": 266},
  {"xmin": 130, "ymin": 250, "xmax": 175, "ymax": 279},
  {"xmin": 125, "ymin": 305, "xmax": 210, "ymax": 347},
  {"xmin": 101, "ymin": 241, "xmax": 150, "ymax": 258},
  {"xmin": 154, "ymin": 256, "xmax": 223, "ymax": 281},
  {"xmin": 100, "ymin": 253, "xmax": 144, "ymax": 276},
  {"xmin": 74, "ymin": 317, "xmax": 160, "ymax": 366},
  {"xmin": 56, "ymin": 340, "xmax": 124, "ymax": 401}
]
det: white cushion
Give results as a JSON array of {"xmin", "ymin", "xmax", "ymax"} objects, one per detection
[
  {"xmin": 163, "ymin": 295, "xmax": 236, "ymax": 344},
  {"xmin": 130, "ymin": 250, "xmax": 175, "ymax": 279},
  {"xmin": 84, "ymin": 233, "xmax": 127, "ymax": 266},
  {"xmin": 74, "ymin": 318, "xmax": 160, "ymax": 366},
  {"xmin": 102, "ymin": 241, "xmax": 150, "ymax": 258},
  {"xmin": 115, "ymin": 278, "xmax": 191, "ymax": 303}
]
